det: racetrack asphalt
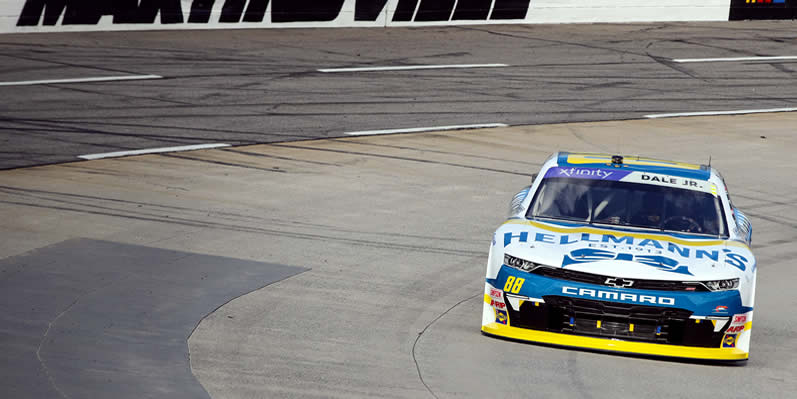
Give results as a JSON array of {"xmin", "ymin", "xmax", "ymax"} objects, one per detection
[
  {"xmin": 2, "ymin": 21, "xmax": 797, "ymax": 168},
  {"xmin": 2, "ymin": 112, "xmax": 797, "ymax": 398},
  {"xmin": 2, "ymin": 21, "xmax": 797, "ymax": 399}
]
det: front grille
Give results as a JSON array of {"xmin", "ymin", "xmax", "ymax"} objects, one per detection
[
  {"xmin": 544, "ymin": 296, "xmax": 692, "ymax": 343},
  {"xmin": 506, "ymin": 295, "xmax": 723, "ymax": 347},
  {"xmin": 530, "ymin": 267, "xmax": 708, "ymax": 292}
]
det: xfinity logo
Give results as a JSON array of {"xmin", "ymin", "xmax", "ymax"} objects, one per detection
[
  {"xmin": 558, "ymin": 167, "xmax": 613, "ymax": 179},
  {"xmin": 562, "ymin": 286, "xmax": 675, "ymax": 306}
]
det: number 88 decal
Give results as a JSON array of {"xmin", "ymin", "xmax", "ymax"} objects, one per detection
[{"xmin": 503, "ymin": 276, "xmax": 525, "ymax": 294}]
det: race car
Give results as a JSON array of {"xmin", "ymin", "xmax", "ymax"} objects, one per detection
[{"xmin": 482, "ymin": 152, "xmax": 756, "ymax": 361}]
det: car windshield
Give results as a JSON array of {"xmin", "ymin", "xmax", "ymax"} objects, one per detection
[{"xmin": 527, "ymin": 177, "xmax": 727, "ymax": 236}]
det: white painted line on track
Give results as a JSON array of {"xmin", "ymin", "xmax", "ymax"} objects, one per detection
[
  {"xmin": 672, "ymin": 56, "xmax": 797, "ymax": 63},
  {"xmin": 645, "ymin": 107, "xmax": 797, "ymax": 119},
  {"xmin": 344, "ymin": 123, "xmax": 508, "ymax": 136},
  {"xmin": 78, "ymin": 143, "xmax": 231, "ymax": 160},
  {"xmin": 318, "ymin": 64, "xmax": 508, "ymax": 73},
  {"xmin": 0, "ymin": 74, "xmax": 163, "ymax": 87}
]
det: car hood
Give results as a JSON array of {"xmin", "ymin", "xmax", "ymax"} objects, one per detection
[{"xmin": 496, "ymin": 219, "xmax": 755, "ymax": 281}]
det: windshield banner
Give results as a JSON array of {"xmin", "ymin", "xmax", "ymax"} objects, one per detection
[{"xmin": 544, "ymin": 167, "xmax": 715, "ymax": 195}]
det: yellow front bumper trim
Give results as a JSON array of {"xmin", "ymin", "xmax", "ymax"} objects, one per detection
[{"xmin": 482, "ymin": 323, "xmax": 748, "ymax": 361}]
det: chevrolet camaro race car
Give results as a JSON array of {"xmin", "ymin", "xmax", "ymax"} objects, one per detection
[{"xmin": 482, "ymin": 152, "xmax": 756, "ymax": 361}]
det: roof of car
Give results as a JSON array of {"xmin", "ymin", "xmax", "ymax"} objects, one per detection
[{"xmin": 556, "ymin": 152, "xmax": 712, "ymax": 180}]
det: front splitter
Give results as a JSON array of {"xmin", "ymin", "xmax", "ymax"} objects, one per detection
[{"xmin": 482, "ymin": 323, "xmax": 748, "ymax": 361}]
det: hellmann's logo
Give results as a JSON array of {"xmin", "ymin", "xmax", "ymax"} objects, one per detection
[
  {"xmin": 562, "ymin": 286, "xmax": 675, "ymax": 306},
  {"xmin": 503, "ymin": 231, "xmax": 750, "ymax": 271}
]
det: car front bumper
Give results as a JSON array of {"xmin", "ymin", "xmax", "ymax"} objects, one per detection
[
  {"xmin": 482, "ymin": 276, "xmax": 752, "ymax": 361},
  {"xmin": 482, "ymin": 322, "xmax": 748, "ymax": 361}
]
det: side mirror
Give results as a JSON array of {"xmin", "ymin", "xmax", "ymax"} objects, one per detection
[
  {"xmin": 733, "ymin": 208, "xmax": 753, "ymax": 245},
  {"xmin": 508, "ymin": 174, "xmax": 538, "ymax": 217},
  {"xmin": 509, "ymin": 186, "xmax": 531, "ymax": 217}
]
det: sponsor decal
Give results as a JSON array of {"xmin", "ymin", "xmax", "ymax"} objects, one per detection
[
  {"xmin": 562, "ymin": 286, "xmax": 676, "ymax": 306},
  {"xmin": 503, "ymin": 230, "xmax": 752, "ymax": 274},
  {"xmin": 557, "ymin": 167, "xmax": 614, "ymax": 179},
  {"xmin": 504, "ymin": 231, "xmax": 723, "ymax": 259},
  {"xmin": 544, "ymin": 167, "xmax": 630, "ymax": 181},
  {"xmin": 489, "ymin": 288, "xmax": 503, "ymax": 300},
  {"xmin": 725, "ymin": 325, "xmax": 745, "ymax": 334},
  {"xmin": 563, "ymin": 248, "xmax": 692, "ymax": 275},
  {"xmin": 542, "ymin": 167, "xmax": 712, "ymax": 192},
  {"xmin": 713, "ymin": 305, "xmax": 729, "ymax": 313},
  {"xmin": 722, "ymin": 334, "xmax": 737, "ymax": 348},
  {"xmin": 503, "ymin": 230, "xmax": 753, "ymax": 271},
  {"xmin": 495, "ymin": 309, "xmax": 508, "ymax": 325},
  {"xmin": 491, "ymin": 299, "xmax": 506, "ymax": 310},
  {"xmin": 725, "ymin": 313, "xmax": 748, "ymax": 334}
]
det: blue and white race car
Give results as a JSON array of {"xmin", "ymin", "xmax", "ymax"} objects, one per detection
[{"xmin": 482, "ymin": 152, "xmax": 756, "ymax": 361}]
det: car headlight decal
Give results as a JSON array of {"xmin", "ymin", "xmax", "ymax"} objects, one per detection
[
  {"xmin": 504, "ymin": 254, "xmax": 540, "ymax": 272},
  {"xmin": 702, "ymin": 278, "xmax": 739, "ymax": 291}
]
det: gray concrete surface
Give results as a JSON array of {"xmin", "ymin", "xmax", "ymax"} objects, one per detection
[
  {"xmin": 1, "ymin": 113, "xmax": 796, "ymax": 398},
  {"xmin": 0, "ymin": 238, "xmax": 306, "ymax": 399},
  {"xmin": 2, "ymin": 21, "xmax": 797, "ymax": 168}
]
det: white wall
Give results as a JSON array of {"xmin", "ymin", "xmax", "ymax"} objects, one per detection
[{"xmin": 526, "ymin": 0, "xmax": 730, "ymax": 24}]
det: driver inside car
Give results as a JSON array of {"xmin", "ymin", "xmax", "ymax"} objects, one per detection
[
  {"xmin": 662, "ymin": 192, "xmax": 704, "ymax": 233},
  {"xmin": 629, "ymin": 190, "xmax": 663, "ymax": 227}
]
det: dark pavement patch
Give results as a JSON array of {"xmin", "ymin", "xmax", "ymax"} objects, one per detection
[{"xmin": 0, "ymin": 239, "xmax": 307, "ymax": 399}]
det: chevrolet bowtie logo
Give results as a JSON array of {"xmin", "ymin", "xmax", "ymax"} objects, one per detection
[{"xmin": 605, "ymin": 277, "xmax": 634, "ymax": 288}]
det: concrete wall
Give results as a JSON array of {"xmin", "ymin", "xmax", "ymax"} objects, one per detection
[{"xmin": 0, "ymin": 0, "xmax": 782, "ymax": 34}]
